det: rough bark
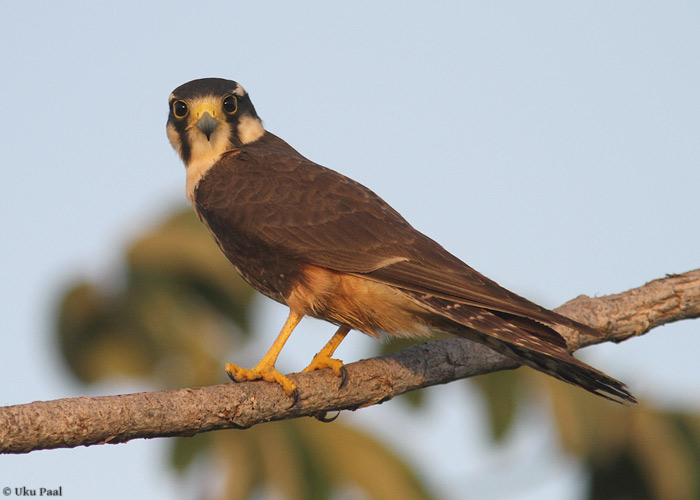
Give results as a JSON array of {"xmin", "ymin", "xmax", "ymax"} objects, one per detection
[{"xmin": 1, "ymin": 269, "xmax": 698, "ymax": 454}]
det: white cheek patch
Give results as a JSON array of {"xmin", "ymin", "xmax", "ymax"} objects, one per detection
[{"xmin": 237, "ymin": 115, "xmax": 265, "ymax": 144}]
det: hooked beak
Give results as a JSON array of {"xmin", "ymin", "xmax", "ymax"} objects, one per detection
[
  {"xmin": 195, "ymin": 112, "xmax": 218, "ymax": 140},
  {"xmin": 189, "ymin": 101, "xmax": 222, "ymax": 141}
]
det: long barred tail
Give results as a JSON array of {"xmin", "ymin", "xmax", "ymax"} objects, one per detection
[
  {"xmin": 404, "ymin": 291, "xmax": 637, "ymax": 404},
  {"xmin": 480, "ymin": 335, "xmax": 636, "ymax": 404}
]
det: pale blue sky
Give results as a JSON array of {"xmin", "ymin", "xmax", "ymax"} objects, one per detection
[{"xmin": 1, "ymin": 2, "xmax": 699, "ymax": 499}]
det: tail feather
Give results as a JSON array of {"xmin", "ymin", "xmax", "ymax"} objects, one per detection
[
  {"xmin": 404, "ymin": 291, "xmax": 637, "ymax": 404},
  {"xmin": 501, "ymin": 342, "xmax": 637, "ymax": 404}
]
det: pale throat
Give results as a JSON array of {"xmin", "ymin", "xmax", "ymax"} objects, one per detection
[{"xmin": 184, "ymin": 116, "xmax": 265, "ymax": 202}]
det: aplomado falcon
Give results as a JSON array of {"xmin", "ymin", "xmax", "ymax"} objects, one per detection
[{"xmin": 166, "ymin": 77, "xmax": 635, "ymax": 404}]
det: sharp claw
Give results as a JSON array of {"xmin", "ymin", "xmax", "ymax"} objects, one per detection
[
  {"xmin": 225, "ymin": 363, "xmax": 240, "ymax": 382},
  {"xmin": 338, "ymin": 365, "xmax": 348, "ymax": 389},
  {"xmin": 314, "ymin": 411, "xmax": 340, "ymax": 423},
  {"xmin": 289, "ymin": 387, "xmax": 299, "ymax": 408},
  {"xmin": 303, "ymin": 355, "xmax": 346, "ymax": 389},
  {"xmin": 225, "ymin": 363, "xmax": 299, "ymax": 404}
]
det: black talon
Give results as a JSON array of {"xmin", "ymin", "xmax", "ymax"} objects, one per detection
[
  {"xmin": 288, "ymin": 387, "xmax": 300, "ymax": 408},
  {"xmin": 314, "ymin": 411, "xmax": 341, "ymax": 423},
  {"xmin": 338, "ymin": 365, "xmax": 349, "ymax": 389}
]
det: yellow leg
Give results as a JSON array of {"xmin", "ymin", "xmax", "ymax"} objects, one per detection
[
  {"xmin": 303, "ymin": 326, "xmax": 350, "ymax": 384},
  {"xmin": 226, "ymin": 311, "xmax": 303, "ymax": 397}
]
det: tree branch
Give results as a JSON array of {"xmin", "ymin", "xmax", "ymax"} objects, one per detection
[{"xmin": 2, "ymin": 269, "xmax": 699, "ymax": 454}]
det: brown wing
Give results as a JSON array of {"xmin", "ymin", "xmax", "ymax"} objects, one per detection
[{"xmin": 198, "ymin": 132, "xmax": 597, "ymax": 334}]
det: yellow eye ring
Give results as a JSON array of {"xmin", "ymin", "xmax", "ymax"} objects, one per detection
[
  {"xmin": 172, "ymin": 100, "xmax": 188, "ymax": 119},
  {"xmin": 222, "ymin": 95, "xmax": 238, "ymax": 115}
]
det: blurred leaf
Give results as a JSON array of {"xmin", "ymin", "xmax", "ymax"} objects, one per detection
[
  {"xmin": 54, "ymin": 205, "xmax": 439, "ymax": 500},
  {"xmin": 57, "ymin": 282, "xmax": 159, "ymax": 382},
  {"xmin": 55, "ymin": 209, "xmax": 257, "ymax": 388},
  {"xmin": 544, "ymin": 371, "xmax": 700, "ymax": 500},
  {"xmin": 473, "ymin": 369, "xmax": 520, "ymax": 441},
  {"xmin": 126, "ymin": 210, "xmax": 255, "ymax": 332},
  {"xmin": 298, "ymin": 418, "xmax": 434, "ymax": 500},
  {"xmin": 170, "ymin": 433, "xmax": 213, "ymax": 474}
]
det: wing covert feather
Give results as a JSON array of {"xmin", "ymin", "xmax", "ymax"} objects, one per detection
[{"xmin": 201, "ymin": 133, "xmax": 595, "ymax": 332}]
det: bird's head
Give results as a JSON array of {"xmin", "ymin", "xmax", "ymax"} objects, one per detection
[{"xmin": 166, "ymin": 78, "xmax": 264, "ymax": 170}]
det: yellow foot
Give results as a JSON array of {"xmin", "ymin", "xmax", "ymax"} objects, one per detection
[
  {"xmin": 225, "ymin": 363, "xmax": 298, "ymax": 401},
  {"xmin": 302, "ymin": 355, "xmax": 348, "ymax": 388}
]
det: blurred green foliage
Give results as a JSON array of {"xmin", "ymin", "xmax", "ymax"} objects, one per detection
[
  {"xmin": 55, "ymin": 208, "xmax": 435, "ymax": 500},
  {"xmin": 55, "ymin": 207, "xmax": 700, "ymax": 500},
  {"xmin": 474, "ymin": 368, "xmax": 700, "ymax": 500}
]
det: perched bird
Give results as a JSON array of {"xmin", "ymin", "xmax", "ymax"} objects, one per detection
[{"xmin": 166, "ymin": 77, "xmax": 635, "ymax": 404}]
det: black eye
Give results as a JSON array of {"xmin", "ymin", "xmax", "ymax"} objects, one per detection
[
  {"xmin": 222, "ymin": 95, "xmax": 237, "ymax": 114},
  {"xmin": 172, "ymin": 100, "xmax": 188, "ymax": 118}
]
